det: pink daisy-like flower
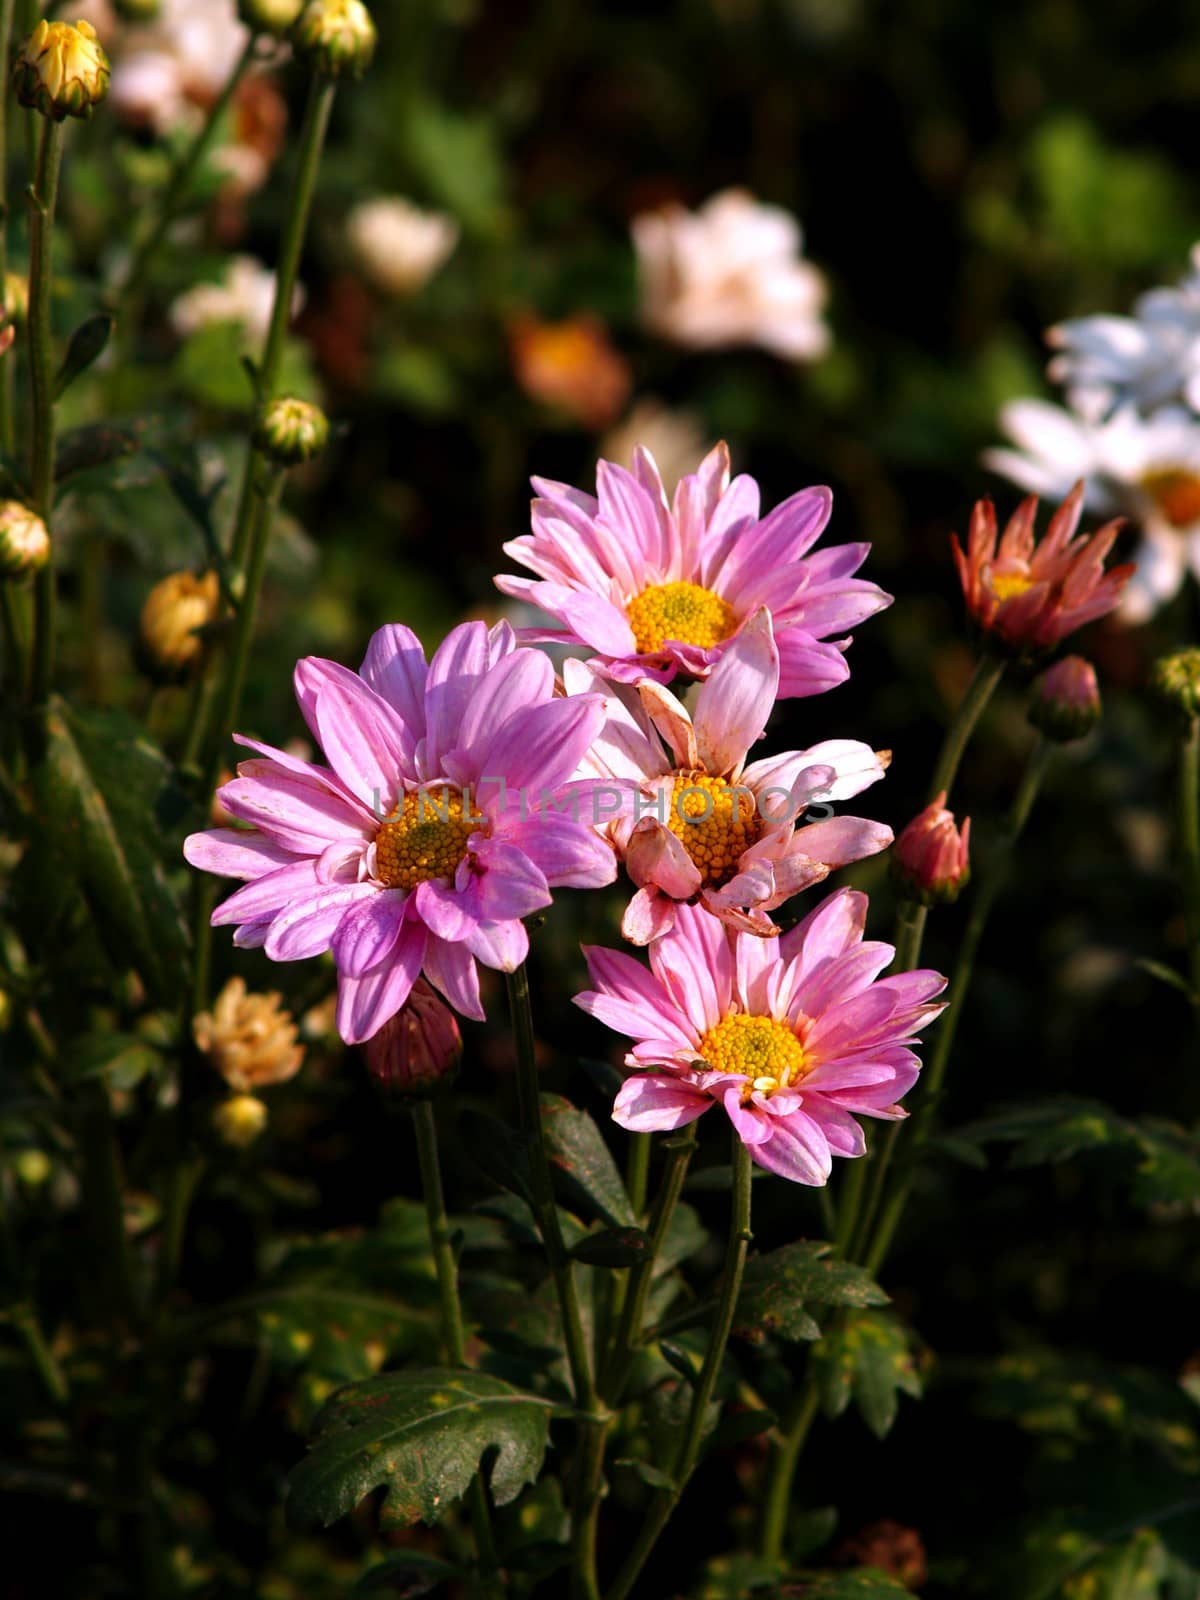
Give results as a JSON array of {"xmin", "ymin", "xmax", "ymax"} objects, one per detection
[
  {"xmin": 575, "ymin": 894, "xmax": 946, "ymax": 1185},
  {"xmin": 184, "ymin": 620, "xmax": 616, "ymax": 1042},
  {"xmin": 494, "ymin": 442, "xmax": 891, "ymax": 698},
  {"xmin": 566, "ymin": 610, "xmax": 893, "ymax": 943}
]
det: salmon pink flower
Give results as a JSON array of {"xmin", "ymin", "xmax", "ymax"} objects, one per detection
[
  {"xmin": 953, "ymin": 483, "xmax": 1133, "ymax": 653},
  {"xmin": 184, "ymin": 621, "xmax": 616, "ymax": 1042},
  {"xmin": 567, "ymin": 610, "xmax": 892, "ymax": 942},
  {"xmin": 575, "ymin": 894, "xmax": 946, "ymax": 1185},
  {"xmin": 891, "ymin": 793, "xmax": 970, "ymax": 906},
  {"xmin": 495, "ymin": 442, "xmax": 890, "ymax": 698}
]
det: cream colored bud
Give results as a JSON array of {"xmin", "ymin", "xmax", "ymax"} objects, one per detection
[
  {"xmin": 0, "ymin": 502, "xmax": 50, "ymax": 578},
  {"xmin": 253, "ymin": 396, "xmax": 329, "ymax": 466},
  {"xmin": 3, "ymin": 274, "xmax": 29, "ymax": 325},
  {"xmin": 291, "ymin": 0, "xmax": 376, "ymax": 79},
  {"xmin": 139, "ymin": 570, "xmax": 219, "ymax": 673},
  {"xmin": 1152, "ymin": 648, "xmax": 1200, "ymax": 721},
  {"xmin": 12, "ymin": 19, "xmax": 111, "ymax": 121},
  {"xmin": 213, "ymin": 1093, "xmax": 268, "ymax": 1147},
  {"xmin": 240, "ymin": 0, "xmax": 304, "ymax": 35},
  {"xmin": 194, "ymin": 976, "xmax": 304, "ymax": 1092}
]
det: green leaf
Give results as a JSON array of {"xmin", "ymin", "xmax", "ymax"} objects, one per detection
[
  {"xmin": 55, "ymin": 422, "xmax": 141, "ymax": 482},
  {"xmin": 24, "ymin": 697, "xmax": 189, "ymax": 1003},
  {"xmin": 569, "ymin": 1226, "xmax": 649, "ymax": 1267},
  {"xmin": 814, "ymin": 1309, "xmax": 922, "ymax": 1439},
  {"xmin": 539, "ymin": 1093, "xmax": 636, "ymax": 1228},
  {"xmin": 690, "ymin": 1553, "xmax": 789, "ymax": 1596},
  {"xmin": 461, "ymin": 1109, "xmax": 535, "ymax": 1207},
  {"xmin": 781, "ymin": 1573, "xmax": 912, "ymax": 1598},
  {"xmin": 55, "ymin": 313, "xmax": 113, "ymax": 399},
  {"xmin": 1134, "ymin": 957, "xmax": 1196, "ymax": 1001},
  {"xmin": 69, "ymin": 1032, "xmax": 162, "ymax": 1093},
  {"xmin": 286, "ymin": 1367, "xmax": 555, "ymax": 1530},
  {"xmin": 354, "ymin": 1551, "xmax": 466, "ymax": 1596}
]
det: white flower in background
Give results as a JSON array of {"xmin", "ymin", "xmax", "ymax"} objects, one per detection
[
  {"xmin": 632, "ymin": 187, "xmax": 829, "ymax": 361},
  {"xmin": 170, "ymin": 255, "xmax": 303, "ymax": 345},
  {"xmin": 599, "ymin": 399, "xmax": 712, "ymax": 497},
  {"xmin": 985, "ymin": 398, "xmax": 1200, "ymax": 623},
  {"xmin": 1047, "ymin": 245, "xmax": 1200, "ymax": 421},
  {"xmin": 346, "ymin": 197, "xmax": 459, "ymax": 296},
  {"xmin": 108, "ymin": 0, "xmax": 251, "ymax": 135}
]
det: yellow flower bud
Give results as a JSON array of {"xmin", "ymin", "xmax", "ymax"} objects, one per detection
[
  {"xmin": 240, "ymin": 0, "xmax": 305, "ymax": 35},
  {"xmin": 291, "ymin": 0, "xmax": 376, "ymax": 79},
  {"xmin": 14, "ymin": 1149, "xmax": 52, "ymax": 1186},
  {"xmin": 139, "ymin": 570, "xmax": 220, "ymax": 674},
  {"xmin": 194, "ymin": 977, "xmax": 305, "ymax": 1092},
  {"xmin": 0, "ymin": 501, "xmax": 50, "ymax": 578},
  {"xmin": 253, "ymin": 396, "xmax": 330, "ymax": 466},
  {"xmin": 3, "ymin": 274, "xmax": 29, "ymax": 325},
  {"xmin": 1152, "ymin": 648, "xmax": 1200, "ymax": 721},
  {"xmin": 12, "ymin": 19, "xmax": 111, "ymax": 122},
  {"xmin": 212, "ymin": 1093, "xmax": 269, "ymax": 1147}
]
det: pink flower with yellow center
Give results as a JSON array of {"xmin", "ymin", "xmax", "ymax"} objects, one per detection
[
  {"xmin": 567, "ymin": 610, "xmax": 892, "ymax": 943},
  {"xmin": 495, "ymin": 442, "xmax": 890, "ymax": 698},
  {"xmin": 952, "ymin": 484, "xmax": 1133, "ymax": 654},
  {"xmin": 575, "ymin": 894, "xmax": 946, "ymax": 1185},
  {"xmin": 184, "ymin": 621, "xmax": 616, "ymax": 1042}
]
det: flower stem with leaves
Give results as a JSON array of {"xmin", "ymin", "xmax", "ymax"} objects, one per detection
[{"xmin": 26, "ymin": 116, "xmax": 64, "ymax": 707}]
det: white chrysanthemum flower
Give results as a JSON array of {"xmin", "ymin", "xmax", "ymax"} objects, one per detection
[
  {"xmin": 632, "ymin": 188, "xmax": 829, "ymax": 361},
  {"xmin": 109, "ymin": 0, "xmax": 250, "ymax": 135},
  {"xmin": 170, "ymin": 254, "xmax": 304, "ymax": 344},
  {"xmin": 346, "ymin": 197, "xmax": 459, "ymax": 297},
  {"xmin": 985, "ymin": 398, "xmax": 1200, "ymax": 623},
  {"xmin": 1047, "ymin": 245, "xmax": 1200, "ymax": 421}
]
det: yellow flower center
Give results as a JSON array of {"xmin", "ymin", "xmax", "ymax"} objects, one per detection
[
  {"xmin": 698, "ymin": 1013, "xmax": 810, "ymax": 1098},
  {"xmin": 374, "ymin": 788, "xmax": 482, "ymax": 890},
  {"xmin": 989, "ymin": 570, "xmax": 1034, "ymax": 603},
  {"xmin": 1140, "ymin": 467, "xmax": 1200, "ymax": 528},
  {"xmin": 627, "ymin": 580, "xmax": 735, "ymax": 656},
  {"xmin": 666, "ymin": 772, "xmax": 760, "ymax": 887}
]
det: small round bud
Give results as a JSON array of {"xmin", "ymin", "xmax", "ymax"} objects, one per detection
[
  {"xmin": 253, "ymin": 396, "xmax": 330, "ymax": 466},
  {"xmin": 12, "ymin": 19, "xmax": 111, "ymax": 122},
  {"xmin": 14, "ymin": 1148, "xmax": 52, "ymax": 1187},
  {"xmin": 239, "ymin": 0, "xmax": 305, "ymax": 34},
  {"xmin": 213, "ymin": 1093, "xmax": 268, "ymax": 1147},
  {"xmin": 291, "ymin": 0, "xmax": 376, "ymax": 79},
  {"xmin": 1028, "ymin": 655, "xmax": 1102, "ymax": 743},
  {"xmin": 3, "ymin": 274, "xmax": 29, "ymax": 325},
  {"xmin": 114, "ymin": 0, "xmax": 163, "ymax": 20},
  {"xmin": 364, "ymin": 979, "xmax": 462, "ymax": 1098},
  {"xmin": 1152, "ymin": 648, "xmax": 1200, "ymax": 721},
  {"xmin": 0, "ymin": 502, "xmax": 50, "ymax": 578},
  {"xmin": 194, "ymin": 977, "xmax": 304, "ymax": 1092},
  {"xmin": 139, "ymin": 570, "xmax": 219, "ymax": 674},
  {"xmin": 891, "ymin": 791, "xmax": 971, "ymax": 907}
]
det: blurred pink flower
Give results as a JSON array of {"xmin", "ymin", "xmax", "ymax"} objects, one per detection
[
  {"xmin": 632, "ymin": 188, "xmax": 829, "ymax": 360},
  {"xmin": 495, "ymin": 442, "xmax": 890, "ymax": 697},
  {"xmin": 891, "ymin": 792, "xmax": 970, "ymax": 906},
  {"xmin": 576, "ymin": 893, "xmax": 946, "ymax": 1185},
  {"xmin": 952, "ymin": 484, "xmax": 1133, "ymax": 653},
  {"xmin": 567, "ymin": 610, "xmax": 892, "ymax": 942},
  {"xmin": 184, "ymin": 621, "xmax": 616, "ymax": 1041}
]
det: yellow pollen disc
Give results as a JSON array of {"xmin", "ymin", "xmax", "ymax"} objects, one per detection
[
  {"xmin": 697, "ymin": 1013, "xmax": 810, "ymax": 1098},
  {"xmin": 374, "ymin": 788, "xmax": 481, "ymax": 890},
  {"xmin": 667, "ymin": 772, "xmax": 760, "ymax": 887},
  {"xmin": 1140, "ymin": 467, "xmax": 1200, "ymax": 528},
  {"xmin": 627, "ymin": 580, "xmax": 735, "ymax": 655},
  {"xmin": 989, "ymin": 570, "xmax": 1034, "ymax": 603}
]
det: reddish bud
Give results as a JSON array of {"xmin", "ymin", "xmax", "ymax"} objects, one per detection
[
  {"xmin": 364, "ymin": 979, "xmax": 461, "ymax": 1096},
  {"xmin": 1028, "ymin": 654, "xmax": 1101, "ymax": 742},
  {"xmin": 892, "ymin": 791, "xmax": 970, "ymax": 905}
]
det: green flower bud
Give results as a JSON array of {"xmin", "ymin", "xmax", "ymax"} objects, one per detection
[
  {"xmin": 114, "ymin": 0, "xmax": 163, "ymax": 21},
  {"xmin": 291, "ymin": 0, "xmax": 376, "ymax": 79},
  {"xmin": 239, "ymin": 0, "xmax": 305, "ymax": 34},
  {"xmin": 1152, "ymin": 649, "xmax": 1200, "ymax": 721},
  {"xmin": 12, "ymin": 19, "xmax": 111, "ymax": 122},
  {"xmin": 253, "ymin": 396, "xmax": 330, "ymax": 466},
  {"xmin": 0, "ymin": 502, "xmax": 50, "ymax": 578}
]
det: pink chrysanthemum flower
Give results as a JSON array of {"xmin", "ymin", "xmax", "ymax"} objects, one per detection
[
  {"xmin": 184, "ymin": 621, "xmax": 616, "ymax": 1042},
  {"xmin": 566, "ymin": 610, "xmax": 893, "ymax": 943},
  {"xmin": 576, "ymin": 894, "xmax": 946, "ymax": 1185},
  {"xmin": 495, "ymin": 442, "xmax": 891, "ymax": 698}
]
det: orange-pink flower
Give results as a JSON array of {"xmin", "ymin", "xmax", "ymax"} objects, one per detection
[
  {"xmin": 891, "ymin": 792, "xmax": 970, "ymax": 906},
  {"xmin": 951, "ymin": 483, "xmax": 1133, "ymax": 654}
]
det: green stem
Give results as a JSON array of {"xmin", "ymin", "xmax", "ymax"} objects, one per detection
[
  {"xmin": 504, "ymin": 965, "xmax": 606, "ymax": 1600},
  {"xmin": 0, "ymin": 0, "xmax": 17, "ymax": 455},
  {"xmin": 1179, "ymin": 715, "xmax": 1200, "ymax": 1008},
  {"xmin": 79, "ymin": 1083, "xmax": 138, "ymax": 1329},
  {"xmin": 605, "ymin": 1135, "xmax": 753, "ymax": 1600},
  {"xmin": 859, "ymin": 737, "xmax": 1056, "ymax": 1276},
  {"xmin": 117, "ymin": 34, "xmax": 259, "ymax": 312},
  {"xmin": 600, "ymin": 1125, "xmax": 696, "ymax": 1403},
  {"xmin": 625, "ymin": 1130, "xmax": 651, "ymax": 1218},
  {"xmin": 27, "ymin": 115, "xmax": 64, "ymax": 707},
  {"xmin": 760, "ymin": 1379, "xmax": 819, "ymax": 1562},
  {"xmin": 411, "ymin": 1100, "xmax": 501, "ymax": 1590},
  {"xmin": 11, "ymin": 1298, "xmax": 69, "ymax": 1405},
  {"xmin": 927, "ymin": 654, "xmax": 1007, "ymax": 801}
]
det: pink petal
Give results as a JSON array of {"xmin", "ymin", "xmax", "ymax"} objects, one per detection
[
  {"xmin": 638, "ymin": 681, "xmax": 699, "ymax": 770},
  {"xmin": 184, "ymin": 828, "xmax": 295, "ymax": 880},
  {"xmin": 491, "ymin": 814, "xmax": 617, "ymax": 889},
  {"xmin": 211, "ymin": 859, "xmax": 322, "ymax": 927},
  {"xmin": 722, "ymin": 1085, "xmax": 774, "ymax": 1145},
  {"xmin": 750, "ymin": 1110, "xmax": 833, "ymax": 1185},
  {"xmin": 469, "ymin": 841, "xmax": 553, "ymax": 921},
  {"xmin": 715, "ymin": 486, "xmax": 832, "ymax": 592},
  {"xmin": 621, "ymin": 885, "xmax": 679, "ymax": 945},
  {"xmin": 774, "ymin": 629, "xmax": 851, "ymax": 699},
  {"xmin": 801, "ymin": 1098, "xmax": 867, "ymax": 1158},
  {"xmin": 312, "ymin": 676, "xmax": 412, "ymax": 811},
  {"xmin": 452, "ymin": 649, "xmax": 555, "ymax": 777},
  {"xmin": 792, "ymin": 815, "xmax": 893, "ymax": 869},
  {"xmin": 479, "ymin": 693, "xmax": 606, "ymax": 796},
  {"xmin": 331, "ymin": 889, "xmax": 408, "ymax": 978},
  {"xmin": 263, "ymin": 882, "xmax": 376, "ymax": 961},
  {"xmin": 422, "ymin": 621, "xmax": 495, "ymax": 779},
  {"xmin": 625, "ymin": 820, "xmax": 703, "ymax": 899},
  {"xmin": 648, "ymin": 899, "xmax": 735, "ymax": 1031},
  {"xmin": 464, "ymin": 917, "xmax": 529, "ymax": 971},
  {"xmin": 612, "ymin": 1073, "xmax": 713, "ymax": 1132},
  {"xmin": 219, "ymin": 763, "xmax": 374, "ymax": 854},
  {"xmin": 779, "ymin": 886, "xmax": 868, "ymax": 969},
  {"xmin": 692, "ymin": 609, "xmax": 779, "ymax": 778},
  {"xmin": 576, "ymin": 946, "xmax": 697, "ymax": 1048},
  {"xmin": 422, "ymin": 933, "xmax": 485, "ymax": 1021},
  {"xmin": 359, "ymin": 624, "xmax": 428, "ymax": 732},
  {"xmin": 334, "ymin": 919, "xmax": 428, "ymax": 1044}
]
